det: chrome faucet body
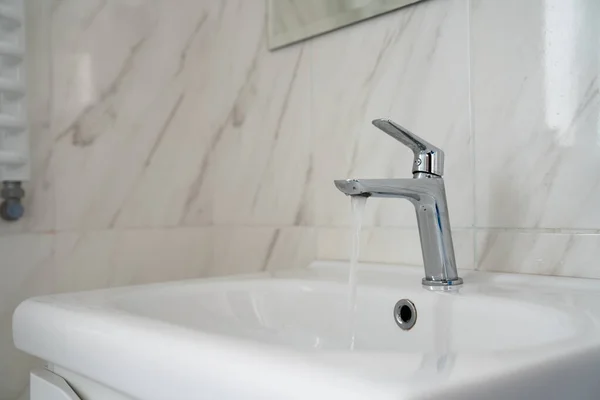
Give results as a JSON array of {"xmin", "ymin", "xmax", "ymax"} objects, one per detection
[{"xmin": 334, "ymin": 119, "xmax": 463, "ymax": 287}]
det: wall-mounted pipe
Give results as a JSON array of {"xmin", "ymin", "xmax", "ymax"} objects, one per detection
[{"xmin": 0, "ymin": 181, "xmax": 24, "ymax": 221}]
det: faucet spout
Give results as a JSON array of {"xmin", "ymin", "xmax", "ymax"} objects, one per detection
[{"xmin": 335, "ymin": 178, "xmax": 424, "ymax": 202}]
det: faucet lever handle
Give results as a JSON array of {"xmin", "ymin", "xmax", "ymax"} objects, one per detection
[{"xmin": 372, "ymin": 118, "xmax": 445, "ymax": 176}]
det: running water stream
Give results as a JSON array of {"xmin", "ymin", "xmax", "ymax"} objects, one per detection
[{"xmin": 348, "ymin": 195, "xmax": 367, "ymax": 350}]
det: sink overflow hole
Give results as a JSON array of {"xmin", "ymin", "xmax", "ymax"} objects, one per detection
[{"xmin": 394, "ymin": 299, "xmax": 417, "ymax": 331}]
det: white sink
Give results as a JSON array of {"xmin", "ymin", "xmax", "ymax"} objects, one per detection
[{"xmin": 13, "ymin": 262, "xmax": 600, "ymax": 399}]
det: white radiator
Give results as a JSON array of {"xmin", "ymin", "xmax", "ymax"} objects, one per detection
[{"xmin": 0, "ymin": 0, "xmax": 28, "ymax": 221}]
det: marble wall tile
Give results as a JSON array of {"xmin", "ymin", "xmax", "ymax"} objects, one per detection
[
  {"xmin": 54, "ymin": 226, "xmax": 316, "ymax": 288},
  {"xmin": 49, "ymin": 0, "xmax": 221, "ymax": 230},
  {"xmin": 471, "ymin": 0, "xmax": 600, "ymax": 229},
  {"xmin": 208, "ymin": 226, "xmax": 278, "ymax": 276},
  {"xmin": 21, "ymin": 0, "xmax": 55, "ymax": 233},
  {"xmin": 53, "ymin": 228, "xmax": 213, "ymax": 292},
  {"xmin": 476, "ymin": 230, "xmax": 600, "ymax": 279},
  {"xmin": 208, "ymin": 226, "xmax": 317, "ymax": 276},
  {"xmin": 53, "ymin": 230, "xmax": 116, "ymax": 293},
  {"xmin": 47, "ymin": 0, "xmax": 313, "ymax": 231},
  {"xmin": 317, "ymin": 227, "xmax": 475, "ymax": 270},
  {"xmin": 207, "ymin": 24, "xmax": 313, "ymax": 226},
  {"xmin": 311, "ymin": 0, "xmax": 472, "ymax": 229},
  {"xmin": 115, "ymin": 0, "xmax": 309, "ymax": 229},
  {"xmin": 264, "ymin": 227, "xmax": 318, "ymax": 271},
  {"xmin": 111, "ymin": 228, "xmax": 213, "ymax": 285}
]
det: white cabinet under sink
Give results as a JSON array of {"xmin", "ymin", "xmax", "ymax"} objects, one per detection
[
  {"xmin": 30, "ymin": 369, "xmax": 80, "ymax": 400},
  {"xmin": 31, "ymin": 367, "xmax": 135, "ymax": 400}
]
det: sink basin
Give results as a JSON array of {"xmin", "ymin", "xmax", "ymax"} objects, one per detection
[
  {"xmin": 112, "ymin": 276, "xmax": 574, "ymax": 353},
  {"xmin": 13, "ymin": 262, "xmax": 600, "ymax": 399}
]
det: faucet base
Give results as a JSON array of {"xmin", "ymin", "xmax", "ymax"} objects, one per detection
[{"xmin": 422, "ymin": 277, "xmax": 463, "ymax": 288}]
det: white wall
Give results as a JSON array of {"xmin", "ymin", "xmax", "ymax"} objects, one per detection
[{"xmin": 1, "ymin": 0, "xmax": 598, "ymax": 398}]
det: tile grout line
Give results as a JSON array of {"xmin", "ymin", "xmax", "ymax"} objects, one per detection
[
  {"xmin": 466, "ymin": 0, "xmax": 478, "ymax": 269},
  {"xmin": 308, "ymin": 36, "xmax": 318, "ymax": 258},
  {"xmin": 8, "ymin": 226, "xmax": 600, "ymax": 237},
  {"xmin": 49, "ymin": 0, "xmax": 58, "ymax": 236}
]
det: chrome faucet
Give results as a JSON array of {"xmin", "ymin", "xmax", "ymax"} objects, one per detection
[{"xmin": 334, "ymin": 118, "xmax": 463, "ymax": 287}]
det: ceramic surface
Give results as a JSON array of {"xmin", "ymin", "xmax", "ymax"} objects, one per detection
[{"xmin": 14, "ymin": 262, "xmax": 600, "ymax": 399}]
